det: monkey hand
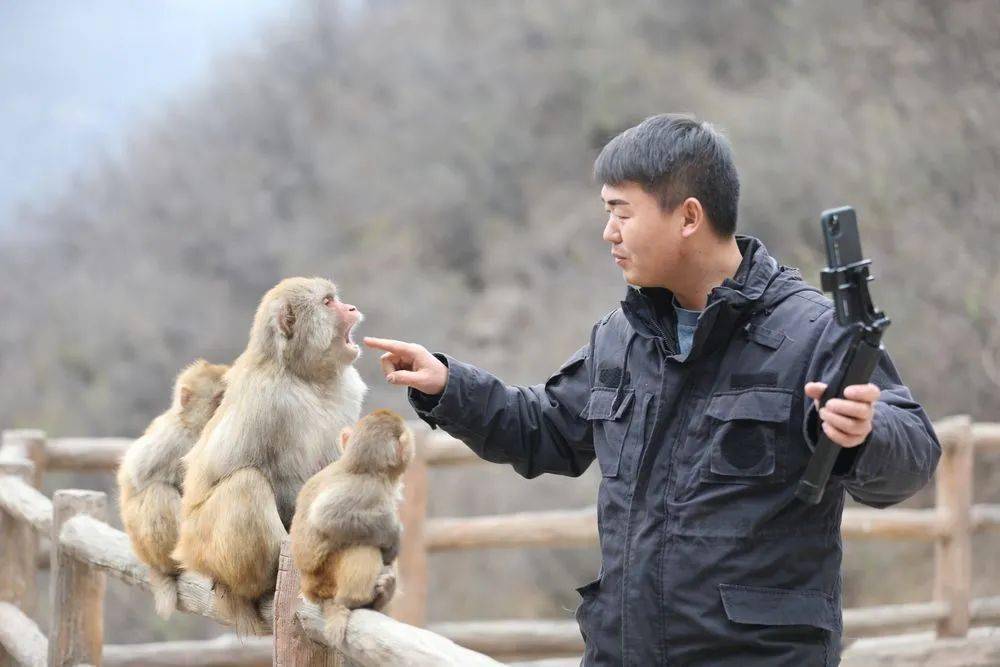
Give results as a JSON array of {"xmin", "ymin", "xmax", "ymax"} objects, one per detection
[
  {"xmin": 363, "ymin": 337, "xmax": 448, "ymax": 395},
  {"xmin": 369, "ymin": 564, "xmax": 397, "ymax": 612}
]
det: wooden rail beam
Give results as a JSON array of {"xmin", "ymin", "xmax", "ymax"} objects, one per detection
[
  {"xmin": 0, "ymin": 602, "xmax": 47, "ymax": 667},
  {"xmin": 103, "ymin": 636, "xmax": 271, "ymax": 667},
  {"xmin": 972, "ymin": 504, "xmax": 1000, "ymax": 533},
  {"xmin": 0, "ymin": 430, "xmax": 46, "ymax": 487},
  {"xmin": 0, "ymin": 472, "xmax": 53, "ymax": 535},
  {"xmin": 426, "ymin": 507, "xmax": 599, "ymax": 552},
  {"xmin": 0, "ymin": 462, "xmax": 41, "ymax": 623}
]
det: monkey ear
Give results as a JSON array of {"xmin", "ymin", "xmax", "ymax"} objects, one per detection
[
  {"xmin": 179, "ymin": 387, "xmax": 193, "ymax": 408},
  {"xmin": 338, "ymin": 427, "xmax": 353, "ymax": 454},
  {"xmin": 278, "ymin": 302, "xmax": 296, "ymax": 339}
]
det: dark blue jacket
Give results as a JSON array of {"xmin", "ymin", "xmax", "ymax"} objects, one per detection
[{"xmin": 410, "ymin": 236, "xmax": 940, "ymax": 665}]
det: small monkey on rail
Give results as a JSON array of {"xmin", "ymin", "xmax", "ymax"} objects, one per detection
[
  {"xmin": 290, "ymin": 408, "xmax": 413, "ymax": 641},
  {"xmin": 117, "ymin": 359, "xmax": 229, "ymax": 618},
  {"xmin": 174, "ymin": 277, "xmax": 367, "ymax": 635}
]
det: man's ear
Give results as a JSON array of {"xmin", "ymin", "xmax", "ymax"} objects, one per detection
[
  {"xmin": 277, "ymin": 302, "xmax": 296, "ymax": 339},
  {"xmin": 680, "ymin": 197, "xmax": 704, "ymax": 238},
  {"xmin": 179, "ymin": 387, "xmax": 193, "ymax": 408},
  {"xmin": 338, "ymin": 427, "xmax": 353, "ymax": 454}
]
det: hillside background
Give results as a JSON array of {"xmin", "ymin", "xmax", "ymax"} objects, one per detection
[{"xmin": 2, "ymin": 0, "xmax": 999, "ymax": 642}]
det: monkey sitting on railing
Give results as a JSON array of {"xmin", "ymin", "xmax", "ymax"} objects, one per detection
[
  {"xmin": 117, "ymin": 359, "xmax": 229, "ymax": 618},
  {"xmin": 290, "ymin": 409, "xmax": 413, "ymax": 641},
  {"xmin": 174, "ymin": 277, "xmax": 367, "ymax": 636}
]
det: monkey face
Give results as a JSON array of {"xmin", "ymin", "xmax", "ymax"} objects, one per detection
[{"xmin": 254, "ymin": 277, "xmax": 364, "ymax": 369}]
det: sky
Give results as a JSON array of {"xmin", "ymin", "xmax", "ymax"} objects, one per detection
[{"xmin": 0, "ymin": 0, "xmax": 293, "ymax": 229}]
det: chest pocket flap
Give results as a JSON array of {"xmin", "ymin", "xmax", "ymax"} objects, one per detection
[
  {"xmin": 704, "ymin": 387, "xmax": 793, "ymax": 481},
  {"xmin": 706, "ymin": 387, "xmax": 792, "ymax": 422},
  {"xmin": 581, "ymin": 387, "xmax": 635, "ymax": 477}
]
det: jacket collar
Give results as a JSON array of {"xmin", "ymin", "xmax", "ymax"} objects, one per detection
[{"xmin": 620, "ymin": 235, "xmax": 812, "ymax": 359}]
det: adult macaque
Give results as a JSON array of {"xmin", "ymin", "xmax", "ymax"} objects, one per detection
[
  {"xmin": 117, "ymin": 359, "xmax": 228, "ymax": 618},
  {"xmin": 290, "ymin": 409, "xmax": 413, "ymax": 639},
  {"xmin": 174, "ymin": 277, "xmax": 367, "ymax": 635}
]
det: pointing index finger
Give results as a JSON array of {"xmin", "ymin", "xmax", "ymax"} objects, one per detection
[{"xmin": 363, "ymin": 337, "xmax": 412, "ymax": 355}]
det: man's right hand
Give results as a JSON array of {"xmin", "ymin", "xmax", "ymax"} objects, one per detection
[{"xmin": 363, "ymin": 337, "xmax": 449, "ymax": 395}]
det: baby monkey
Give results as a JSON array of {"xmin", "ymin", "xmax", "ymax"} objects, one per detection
[
  {"xmin": 117, "ymin": 359, "xmax": 228, "ymax": 617},
  {"xmin": 291, "ymin": 409, "xmax": 413, "ymax": 639}
]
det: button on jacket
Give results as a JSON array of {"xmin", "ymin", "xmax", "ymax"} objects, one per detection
[{"xmin": 409, "ymin": 235, "xmax": 941, "ymax": 666}]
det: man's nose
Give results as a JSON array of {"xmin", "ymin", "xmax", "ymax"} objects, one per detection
[{"xmin": 603, "ymin": 217, "xmax": 621, "ymax": 244}]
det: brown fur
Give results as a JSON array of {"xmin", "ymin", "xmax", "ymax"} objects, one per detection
[
  {"xmin": 290, "ymin": 409, "xmax": 412, "ymax": 640},
  {"xmin": 173, "ymin": 278, "xmax": 366, "ymax": 636},
  {"xmin": 117, "ymin": 359, "xmax": 228, "ymax": 618}
]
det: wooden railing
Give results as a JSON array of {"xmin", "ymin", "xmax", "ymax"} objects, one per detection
[{"xmin": 2, "ymin": 416, "xmax": 1000, "ymax": 664}]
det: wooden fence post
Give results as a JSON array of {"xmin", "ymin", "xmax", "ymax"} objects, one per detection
[
  {"xmin": 393, "ymin": 424, "xmax": 429, "ymax": 627},
  {"xmin": 934, "ymin": 415, "xmax": 973, "ymax": 637},
  {"xmin": 49, "ymin": 490, "xmax": 107, "ymax": 667},
  {"xmin": 273, "ymin": 538, "xmax": 341, "ymax": 667},
  {"xmin": 0, "ymin": 430, "xmax": 46, "ymax": 488},
  {"xmin": 1, "ymin": 460, "xmax": 39, "ymax": 667}
]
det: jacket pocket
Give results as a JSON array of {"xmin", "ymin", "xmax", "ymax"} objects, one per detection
[
  {"xmin": 718, "ymin": 583, "xmax": 838, "ymax": 632},
  {"xmin": 701, "ymin": 387, "xmax": 793, "ymax": 483},
  {"xmin": 581, "ymin": 387, "xmax": 635, "ymax": 477}
]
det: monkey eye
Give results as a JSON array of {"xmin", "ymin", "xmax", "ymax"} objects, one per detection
[{"xmin": 322, "ymin": 296, "xmax": 334, "ymax": 307}]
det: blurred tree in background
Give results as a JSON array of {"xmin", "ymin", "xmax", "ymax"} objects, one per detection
[{"xmin": 2, "ymin": 0, "xmax": 998, "ymax": 641}]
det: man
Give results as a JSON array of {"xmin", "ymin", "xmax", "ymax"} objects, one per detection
[{"xmin": 365, "ymin": 114, "xmax": 940, "ymax": 665}]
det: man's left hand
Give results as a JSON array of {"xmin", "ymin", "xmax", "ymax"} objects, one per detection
[{"xmin": 804, "ymin": 382, "xmax": 880, "ymax": 448}]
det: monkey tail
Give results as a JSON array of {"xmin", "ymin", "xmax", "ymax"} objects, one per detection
[
  {"xmin": 321, "ymin": 599, "xmax": 352, "ymax": 647},
  {"xmin": 213, "ymin": 582, "xmax": 268, "ymax": 638},
  {"xmin": 148, "ymin": 569, "xmax": 179, "ymax": 619}
]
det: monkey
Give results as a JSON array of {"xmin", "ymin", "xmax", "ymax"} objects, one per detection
[
  {"xmin": 173, "ymin": 277, "xmax": 367, "ymax": 636},
  {"xmin": 117, "ymin": 359, "xmax": 229, "ymax": 618},
  {"xmin": 290, "ymin": 408, "xmax": 413, "ymax": 641}
]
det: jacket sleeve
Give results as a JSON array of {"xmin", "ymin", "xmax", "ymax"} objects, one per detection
[
  {"xmin": 802, "ymin": 307, "xmax": 941, "ymax": 508},
  {"xmin": 406, "ymin": 338, "xmax": 596, "ymax": 479}
]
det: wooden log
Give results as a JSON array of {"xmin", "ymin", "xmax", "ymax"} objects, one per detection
[
  {"xmin": 972, "ymin": 422, "xmax": 1000, "ymax": 453},
  {"xmin": 44, "ymin": 437, "xmax": 131, "ymax": 471},
  {"xmin": 843, "ymin": 601, "xmax": 948, "ymax": 634},
  {"xmin": 57, "ymin": 513, "xmax": 274, "ymax": 629},
  {"xmin": 933, "ymin": 415, "xmax": 973, "ymax": 637},
  {"xmin": 429, "ymin": 620, "xmax": 583, "ymax": 660},
  {"xmin": 0, "ymin": 462, "xmax": 40, "ymax": 621},
  {"xmin": 296, "ymin": 605, "xmax": 502, "ymax": 667},
  {"xmin": 972, "ymin": 504, "xmax": 1000, "ymax": 533},
  {"xmin": 273, "ymin": 538, "xmax": 339, "ymax": 667},
  {"xmin": 393, "ymin": 424, "xmax": 429, "ymax": 626},
  {"xmin": 103, "ymin": 636, "xmax": 271, "ymax": 667},
  {"xmin": 422, "ymin": 432, "xmax": 483, "ymax": 467},
  {"xmin": 0, "ymin": 430, "xmax": 46, "ymax": 487},
  {"xmin": 426, "ymin": 507, "xmax": 598, "ymax": 552},
  {"xmin": 0, "ymin": 472, "xmax": 53, "ymax": 536},
  {"xmin": 49, "ymin": 490, "xmax": 107, "ymax": 667},
  {"xmin": 971, "ymin": 595, "xmax": 1000, "ymax": 624},
  {"xmin": 842, "ymin": 626, "xmax": 1000, "ymax": 666},
  {"xmin": 840, "ymin": 508, "xmax": 946, "ymax": 540},
  {"xmin": 0, "ymin": 602, "xmax": 47, "ymax": 667}
]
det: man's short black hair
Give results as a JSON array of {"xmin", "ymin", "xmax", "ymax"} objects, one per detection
[{"xmin": 594, "ymin": 113, "xmax": 740, "ymax": 237}]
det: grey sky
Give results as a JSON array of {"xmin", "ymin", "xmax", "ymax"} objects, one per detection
[{"xmin": 0, "ymin": 0, "xmax": 291, "ymax": 228}]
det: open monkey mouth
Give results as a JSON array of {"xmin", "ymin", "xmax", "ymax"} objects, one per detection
[{"xmin": 343, "ymin": 323, "xmax": 358, "ymax": 348}]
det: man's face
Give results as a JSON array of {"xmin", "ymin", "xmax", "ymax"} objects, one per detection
[{"xmin": 601, "ymin": 181, "xmax": 684, "ymax": 288}]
